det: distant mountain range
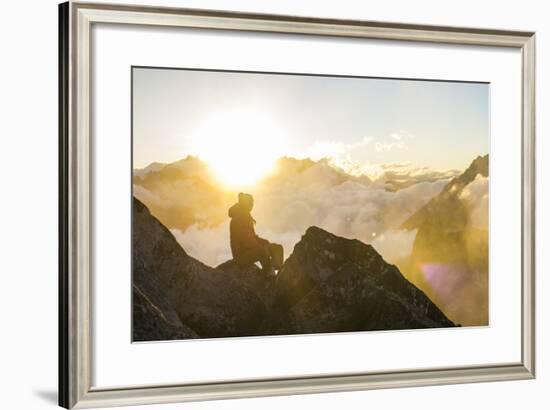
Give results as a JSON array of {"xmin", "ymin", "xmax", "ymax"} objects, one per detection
[
  {"xmin": 134, "ymin": 155, "xmax": 459, "ymax": 192},
  {"xmin": 133, "ymin": 155, "xmax": 458, "ymax": 233}
]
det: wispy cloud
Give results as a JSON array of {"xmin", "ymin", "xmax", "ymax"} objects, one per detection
[
  {"xmin": 326, "ymin": 157, "xmax": 459, "ymax": 184},
  {"xmin": 460, "ymin": 174, "xmax": 488, "ymax": 229},
  {"xmin": 375, "ymin": 141, "xmax": 405, "ymax": 152},
  {"xmin": 306, "ymin": 136, "xmax": 373, "ymax": 161},
  {"xmin": 391, "ymin": 130, "xmax": 416, "ymax": 141},
  {"xmin": 376, "ymin": 130, "xmax": 415, "ymax": 152}
]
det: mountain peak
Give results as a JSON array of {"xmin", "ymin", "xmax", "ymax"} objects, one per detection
[
  {"xmin": 465, "ymin": 153, "xmax": 489, "ymax": 178},
  {"xmin": 402, "ymin": 154, "xmax": 488, "ymax": 231},
  {"xmin": 274, "ymin": 224, "xmax": 454, "ymax": 333},
  {"xmin": 297, "ymin": 226, "xmax": 379, "ymax": 269}
]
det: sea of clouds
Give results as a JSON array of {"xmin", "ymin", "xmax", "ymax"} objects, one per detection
[
  {"xmin": 460, "ymin": 174, "xmax": 489, "ymax": 229},
  {"xmin": 151, "ymin": 160, "xmax": 452, "ymax": 267}
]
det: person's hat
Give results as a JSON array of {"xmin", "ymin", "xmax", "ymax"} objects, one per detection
[{"xmin": 238, "ymin": 192, "xmax": 253, "ymax": 204}]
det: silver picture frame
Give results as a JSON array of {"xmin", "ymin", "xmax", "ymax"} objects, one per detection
[{"xmin": 59, "ymin": 1, "xmax": 536, "ymax": 408}]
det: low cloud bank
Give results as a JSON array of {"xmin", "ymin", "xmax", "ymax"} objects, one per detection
[
  {"xmin": 371, "ymin": 229, "xmax": 418, "ymax": 265},
  {"xmin": 460, "ymin": 174, "xmax": 488, "ymax": 229},
  {"xmin": 156, "ymin": 159, "xmax": 450, "ymax": 267}
]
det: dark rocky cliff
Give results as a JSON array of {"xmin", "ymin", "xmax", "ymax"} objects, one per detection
[
  {"xmin": 133, "ymin": 197, "xmax": 455, "ymax": 341},
  {"xmin": 133, "ymin": 198, "xmax": 266, "ymax": 340}
]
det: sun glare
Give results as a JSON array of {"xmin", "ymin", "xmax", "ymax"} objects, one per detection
[{"xmin": 189, "ymin": 108, "xmax": 286, "ymax": 188}]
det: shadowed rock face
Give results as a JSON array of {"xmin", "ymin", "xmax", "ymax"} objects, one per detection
[
  {"xmin": 133, "ymin": 198, "xmax": 266, "ymax": 340},
  {"xmin": 133, "ymin": 198, "xmax": 455, "ymax": 341},
  {"xmin": 273, "ymin": 227, "xmax": 454, "ymax": 334},
  {"xmin": 216, "ymin": 261, "xmax": 277, "ymax": 310},
  {"xmin": 133, "ymin": 284, "xmax": 198, "ymax": 341}
]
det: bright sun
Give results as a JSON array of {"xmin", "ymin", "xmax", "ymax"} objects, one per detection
[{"xmin": 189, "ymin": 108, "xmax": 286, "ymax": 188}]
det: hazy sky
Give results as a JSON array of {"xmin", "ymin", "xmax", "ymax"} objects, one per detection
[{"xmin": 133, "ymin": 67, "xmax": 489, "ymax": 172}]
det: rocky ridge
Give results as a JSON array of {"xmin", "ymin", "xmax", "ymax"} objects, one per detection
[{"xmin": 133, "ymin": 197, "xmax": 455, "ymax": 341}]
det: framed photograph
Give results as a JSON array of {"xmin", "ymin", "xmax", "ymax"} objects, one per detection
[{"xmin": 59, "ymin": 1, "xmax": 535, "ymax": 408}]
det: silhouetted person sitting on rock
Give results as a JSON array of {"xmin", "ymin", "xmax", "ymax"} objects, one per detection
[{"xmin": 228, "ymin": 193, "xmax": 283, "ymax": 276}]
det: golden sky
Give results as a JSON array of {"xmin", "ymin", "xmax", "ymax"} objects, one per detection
[{"xmin": 133, "ymin": 67, "xmax": 489, "ymax": 187}]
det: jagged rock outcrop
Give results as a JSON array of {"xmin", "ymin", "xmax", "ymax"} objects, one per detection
[
  {"xmin": 401, "ymin": 155, "xmax": 489, "ymax": 326},
  {"xmin": 133, "ymin": 198, "xmax": 266, "ymax": 340},
  {"xmin": 133, "ymin": 197, "xmax": 455, "ymax": 341},
  {"xmin": 273, "ymin": 227, "xmax": 454, "ymax": 334}
]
